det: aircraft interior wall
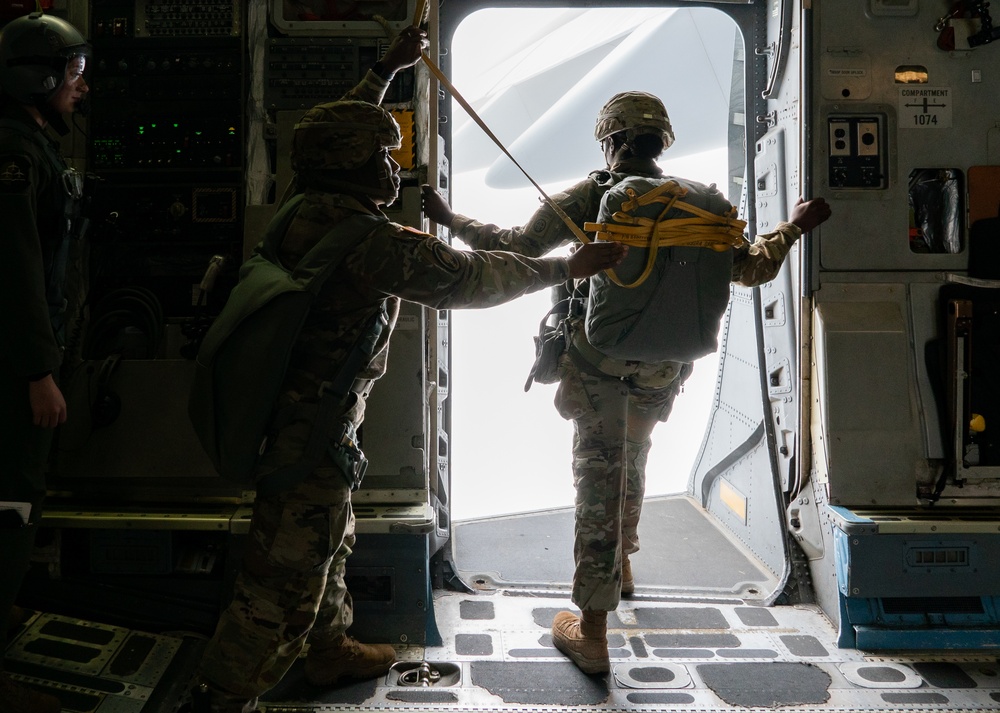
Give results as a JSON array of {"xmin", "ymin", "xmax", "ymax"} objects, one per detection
[{"xmin": 798, "ymin": 0, "xmax": 1000, "ymax": 649}]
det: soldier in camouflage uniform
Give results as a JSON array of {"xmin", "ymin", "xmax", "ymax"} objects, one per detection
[
  {"xmin": 191, "ymin": 28, "xmax": 626, "ymax": 713},
  {"xmin": 422, "ymin": 91, "xmax": 831, "ymax": 675}
]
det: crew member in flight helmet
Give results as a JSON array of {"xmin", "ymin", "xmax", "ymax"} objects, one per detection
[
  {"xmin": 0, "ymin": 11, "xmax": 91, "ymax": 713},
  {"xmin": 0, "ymin": 11, "xmax": 90, "ymax": 132}
]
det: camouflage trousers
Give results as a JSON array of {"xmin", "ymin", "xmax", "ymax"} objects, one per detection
[
  {"xmin": 554, "ymin": 323, "xmax": 690, "ymax": 612},
  {"xmin": 199, "ymin": 422, "xmax": 359, "ymax": 700}
]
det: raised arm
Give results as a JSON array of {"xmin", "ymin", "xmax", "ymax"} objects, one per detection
[{"xmin": 342, "ymin": 26, "xmax": 429, "ymax": 105}]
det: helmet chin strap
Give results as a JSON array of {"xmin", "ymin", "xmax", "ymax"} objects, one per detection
[
  {"xmin": 297, "ymin": 173, "xmax": 397, "ymax": 206},
  {"xmin": 345, "ymin": 157, "xmax": 398, "ymax": 204},
  {"xmin": 297, "ymin": 148, "xmax": 399, "ymax": 205},
  {"xmin": 603, "ymin": 134, "xmax": 630, "ymax": 167},
  {"xmin": 354, "ymin": 180, "xmax": 397, "ymax": 206},
  {"xmin": 373, "ymin": 167, "xmax": 398, "ymax": 204}
]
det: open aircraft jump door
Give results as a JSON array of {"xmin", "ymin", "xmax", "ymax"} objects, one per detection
[{"xmin": 687, "ymin": 2, "xmax": 802, "ymax": 603}]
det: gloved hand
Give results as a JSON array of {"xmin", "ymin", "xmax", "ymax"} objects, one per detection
[
  {"xmin": 566, "ymin": 241, "xmax": 628, "ymax": 279},
  {"xmin": 380, "ymin": 26, "xmax": 429, "ymax": 75},
  {"xmin": 420, "ymin": 184, "xmax": 455, "ymax": 227},
  {"xmin": 789, "ymin": 196, "xmax": 832, "ymax": 234}
]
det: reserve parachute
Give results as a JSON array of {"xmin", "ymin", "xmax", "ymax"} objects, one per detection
[
  {"xmin": 582, "ymin": 176, "xmax": 747, "ymax": 363},
  {"xmin": 188, "ymin": 194, "xmax": 386, "ymax": 495}
]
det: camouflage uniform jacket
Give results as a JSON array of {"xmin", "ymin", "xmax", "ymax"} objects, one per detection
[
  {"xmin": 275, "ymin": 68, "xmax": 571, "ymax": 416},
  {"xmin": 276, "ymin": 191, "xmax": 570, "ymax": 416},
  {"xmin": 342, "ymin": 67, "xmax": 394, "ymax": 106},
  {"xmin": 449, "ymin": 157, "xmax": 802, "ymax": 288}
]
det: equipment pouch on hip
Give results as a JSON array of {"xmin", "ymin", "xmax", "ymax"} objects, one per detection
[
  {"xmin": 328, "ymin": 420, "xmax": 368, "ymax": 491},
  {"xmin": 524, "ymin": 297, "xmax": 576, "ymax": 391},
  {"xmin": 526, "ymin": 321, "xmax": 567, "ymax": 390}
]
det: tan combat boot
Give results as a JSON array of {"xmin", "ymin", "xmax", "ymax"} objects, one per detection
[
  {"xmin": 304, "ymin": 634, "xmax": 396, "ymax": 686},
  {"xmin": 621, "ymin": 555, "xmax": 634, "ymax": 596},
  {"xmin": 0, "ymin": 672, "xmax": 62, "ymax": 713},
  {"xmin": 551, "ymin": 609, "xmax": 609, "ymax": 674}
]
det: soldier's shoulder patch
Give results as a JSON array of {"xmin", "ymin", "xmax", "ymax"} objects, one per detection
[
  {"xmin": 0, "ymin": 154, "xmax": 32, "ymax": 194},
  {"xmin": 529, "ymin": 216, "xmax": 549, "ymax": 235},
  {"xmin": 589, "ymin": 169, "xmax": 614, "ymax": 185},
  {"xmin": 430, "ymin": 240, "xmax": 462, "ymax": 272}
]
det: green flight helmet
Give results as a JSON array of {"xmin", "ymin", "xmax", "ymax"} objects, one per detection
[
  {"xmin": 292, "ymin": 100, "xmax": 402, "ymax": 172},
  {"xmin": 0, "ymin": 12, "xmax": 90, "ymax": 106},
  {"xmin": 594, "ymin": 91, "xmax": 675, "ymax": 150}
]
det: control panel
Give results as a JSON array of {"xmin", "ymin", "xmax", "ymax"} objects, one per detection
[
  {"xmin": 828, "ymin": 115, "xmax": 887, "ymax": 189},
  {"xmin": 265, "ymin": 37, "xmax": 414, "ymax": 110},
  {"xmin": 86, "ymin": 1, "xmax": 246, "ymax": 320},
  {"xmin": 93, "ymin": 0, "xmax": 242, "ymax": 39}
]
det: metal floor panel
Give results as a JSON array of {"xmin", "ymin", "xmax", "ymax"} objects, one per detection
[
  {"xmin": 453, "ymin": 495, "xmax": 776, "ymax": 598},
  {"xmin": 4, "ymin": 610, "xmax": 203, "ymax": 713},
  {"xmin": 7, "ymin": 592, "xmax": 1000, "ymax": 712}
]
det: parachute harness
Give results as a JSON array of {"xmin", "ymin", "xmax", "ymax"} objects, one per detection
[{"xmin": 583, "ymin": 181, "xmax": 747, "ymax": 288}]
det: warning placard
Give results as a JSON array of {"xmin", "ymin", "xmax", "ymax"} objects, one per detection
[{"xmin": 898, "ymin": 86, "xmax": 952, "ymax": 128}]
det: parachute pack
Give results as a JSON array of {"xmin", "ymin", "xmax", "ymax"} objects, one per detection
[
  {"xmin": 582, "ymin": 176, "xmax": 748, "ymax": 363},
  {"xmin": 188, "ymin": 194, "xmax": 387, "ymax": 495}
]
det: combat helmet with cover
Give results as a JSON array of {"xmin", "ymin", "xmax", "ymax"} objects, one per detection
[
  {"xmin": 594, "ymin": 91, "xmax": 675, "ymax": 149},
  {"xmin": 0, "ymin": 12, "xmax": 90, "ymax": 106},
  {"xmin": 292, "ymin": 99, "xmax": 401, "ymax": 172}
]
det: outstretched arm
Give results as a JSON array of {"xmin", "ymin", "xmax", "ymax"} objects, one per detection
[
  {"xmin": 359, "ymin": 224, "xmax": 625, "ymax": 311},
  {"xmin": 419, "ymin": 177, "xmax": 603, "ymax": 256},
  {"xmin": 732, "ymin": 196, "xmax": 832, "ymax": 286}
]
